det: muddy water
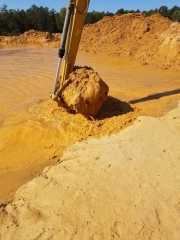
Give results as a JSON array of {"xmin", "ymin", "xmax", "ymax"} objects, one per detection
[
  {"xmin": 77, "ymin": 51, "xmax": 180, "ymax": 115},
  {"xmin": 0, "ymin": 46, "xmax": 180, "ymax": 203}
]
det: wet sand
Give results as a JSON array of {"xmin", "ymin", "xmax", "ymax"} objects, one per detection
[
  {"xmin": 0, "ymin": 47, "xmax": 180, "ymax": 204},
  {"xmin": 1, "ymin": 101, "xmax": 180, "ymax": 239}
]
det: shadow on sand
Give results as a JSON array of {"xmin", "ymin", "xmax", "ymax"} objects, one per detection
[
  {"xmin": 96, "ymin": 96, "xmax": 134, "ymax": 120},
  {"xmin": 54, "ymin": 95, "xmax": 134, "ymax": 120},
  {"xmin": 129, "ymin": 88, "xmax": 180, "ymax": 104}
]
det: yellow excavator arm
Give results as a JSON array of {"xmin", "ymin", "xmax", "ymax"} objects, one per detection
[{"xmin": 52, "ymin": 0, "xmax": 90, "ymax": 96}]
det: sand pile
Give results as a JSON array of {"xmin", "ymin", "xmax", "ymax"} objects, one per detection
[
  {"xmin": 0, "ymin": 29, "xmax": 60, "ymax": 47},
  {"xmin": 1, "ymin": 102, "xmax": 180, "ymax": 239},
  {"xmin": 29, "ymin": 96, "xmax": 141, "ymax": 143},
  {"xmin": 0, "ymin": 13, "xmax": 180, "ymax": 70},
  {"xmin": 0, "ymin": 13, "xmax": 179, "ymax": 70},
  {"xmin": 80, "ymin": 13, "xmax": 180, "ymax": 70},
  {"xmin": 56, "ymin": 67, "xmax": 109, "ymax": 116}
]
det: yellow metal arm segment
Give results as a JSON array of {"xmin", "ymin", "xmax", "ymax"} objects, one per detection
[{"xmin": 61, "ymin": 0, "xmax": 90, "ymax": 84}]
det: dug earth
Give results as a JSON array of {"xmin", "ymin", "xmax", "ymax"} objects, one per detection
[
  {"xmin": 0, "ymin": 13, "xmax": 180, "ymax": 70},
  {"xmin": 56, "ymin": 67, "xmax": 109, "ymax": 116},
  {"xmin": 0, "ymin": 12, "xmax": 180, "ymax": 240}
]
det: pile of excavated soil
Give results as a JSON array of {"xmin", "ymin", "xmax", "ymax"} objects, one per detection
[
  {"xmin": 56, "ymin": 67, "xmax": 109, "ymax": 116},
  {"xmin": 0, "ymin": 29, "xmax": 60, "ymax": 47},
  {"xmin": 1, "ymin": 102, "xmax": 180, "ymax": 239},
  {"xmin": 0, "ymin": 13, "xmax": 180, "ymax": 70},
  {"xmin": 29, "ymin": 96, "xmax": 142, "ymax": 143},
  {"xmin": 80, "ymin": 13, "xmax": 180, "ymax": 70}
]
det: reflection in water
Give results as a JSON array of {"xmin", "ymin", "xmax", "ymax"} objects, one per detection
[{"xmin": 0, "ymin": 46, "xmax": 180, "ymax": 203}]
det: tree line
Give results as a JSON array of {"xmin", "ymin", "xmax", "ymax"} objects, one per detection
[{"xmin": 0, "ymin": 4, "xmax": 180, "ymax": 36}]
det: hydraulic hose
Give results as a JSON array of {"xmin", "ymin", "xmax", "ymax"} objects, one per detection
[
  {"xmin": 52, "ymin": 0, "xmax": 74, "ymax": 95},
  {"xmin": 58, "ymin": 1, "xmax": 74, "ymax": 59}
]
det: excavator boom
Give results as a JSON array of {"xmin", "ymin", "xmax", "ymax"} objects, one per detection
[
  {"xmin": 52, "ymin": 0, "xmax": 90, "ymax": 95},
  {"xmin": 61, "ymin": 0, "xmax": 89, "ymax": 82}
]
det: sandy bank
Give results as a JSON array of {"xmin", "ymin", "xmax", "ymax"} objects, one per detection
[{"xmin": 1, "ymin": 101, "xmax": 180, "ymax": 239}]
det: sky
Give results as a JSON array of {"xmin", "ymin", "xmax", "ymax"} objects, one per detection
[{"xmin": 1, "ymin": 0, "xmax": 180, "ymax": 13}]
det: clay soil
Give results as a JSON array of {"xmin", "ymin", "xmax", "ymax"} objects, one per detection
[{"xmin": 0, "ymin": 13, "xmax": 180, "ymax": 239}]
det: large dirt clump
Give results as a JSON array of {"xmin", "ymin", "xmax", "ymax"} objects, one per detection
[{"xmin": 56, "ymin": 67, "xmax": 109, "ymax": 116}]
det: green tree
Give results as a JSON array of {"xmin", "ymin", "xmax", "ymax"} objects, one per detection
[
  {"xmin": 56, "ymin": 7, "xmax": 66, "ymax": 32},
  {"xmin": 15, "ymin": 9, "xmax": 28, "ymax": 32},
  {"xmin": 0, "ymin": 4, "xmax": 9, "ymax": 35},
  {"xmin": 85, "ymin": 11, "xmax": 114, "ymax": 24},
  {"xmin": 7, "ymin": 9, "xmax": 20, "ymax": 35},
  {"xmin": 116, "ymin": 8, "xmax": 125, "ymax": 15},
  {"xmin": 168, "ymin": 6, "xmax": 180, "ymax": 19},
  {"xmin": 0, "ymin": 4, "xmax": 8, "ymax": 13},
  {"xmin": 1, "ymin": 4, "xmax": 180, "ymax": 36},
  {"xmin": 85, "ymin": 11, "xmax": 102, "ymax": 24},
  {"xmin": 146, "ymin": 9, "xmax": 155, "ymax": 16},
  {"xmin": 85, "ymin": 12, "xmax": 94, "ymax": 24},
  {"xmin": 171, "ymin": 10, "xmax": 180, "ymax": 22},
  {"xmin": 26, "ymin": 5, "xmax": 49, "ymax": 31},
  {"xmin": 158, "ymin": 6, "xmax": 168, "ymax": 17},
  {"xmin": 48, "ymin": 9, "xmax": 58, "ymax": 32}
]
